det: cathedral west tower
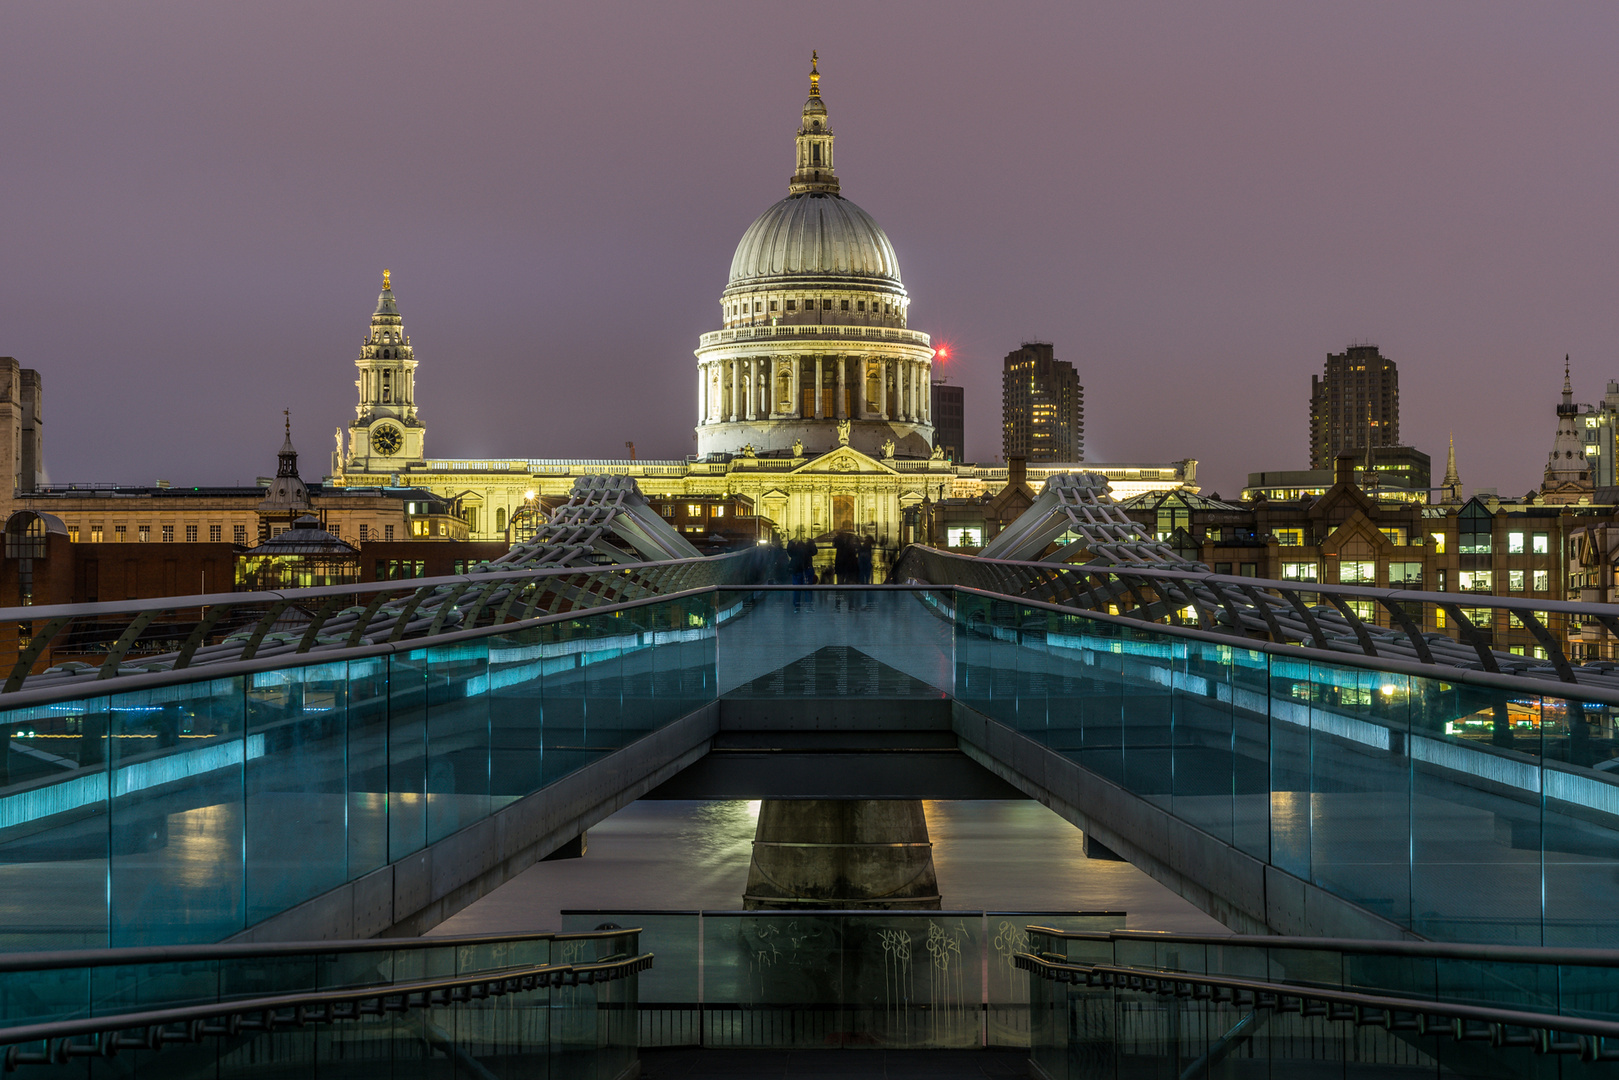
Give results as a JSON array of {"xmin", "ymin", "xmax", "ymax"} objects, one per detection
[
  {"xmin": 342, "ymin": 270, "xmax": 425, "ymax": 472},
  {"xmin": 694, "ymin": 53, "xmax": 936, "ymax": 460}
]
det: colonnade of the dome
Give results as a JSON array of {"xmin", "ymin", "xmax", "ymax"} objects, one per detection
[{"xmin": 698, "ymin": 352, "xmax": 932, "ymax": 427}]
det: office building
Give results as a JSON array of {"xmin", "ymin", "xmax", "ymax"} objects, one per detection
[
  {"xmin": 1243, "ymin": 445, "xmax": 1431, "ymax": 504},
  {"xmin": 1002, "ymin": 341, "xmax": 1083, "ymax": 462},
  {"xmin": 930, "ymin": 382, "xmax": 964, "ymax": 462},
  {"xmin": 1310, "ymin": 344, "xmax": 1399, "ymax": 469}
]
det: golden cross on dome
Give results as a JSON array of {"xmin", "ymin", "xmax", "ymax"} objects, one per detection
[
  {"xmin": 284, "ymin": 408, "xmax": 290, "ymax": 436},
  {"xmin": 809, "ymin": 51, "xmax": 820, "ymax": 97},
  {"xmin": 382, "ymin": 268, "xmax": 391, "ymax": 291}
]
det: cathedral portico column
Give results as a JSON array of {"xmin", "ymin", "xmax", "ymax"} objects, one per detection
[
  {"xmin": 880, "ymin": 360, "xmax": 890, "ymax": 420},
  {"xmin": 748, "ymin": 358, "xmax": 759, "ymax": 420},
  {"xmin": 814, "ymin": 357, "xmax": 824, "ymax": 418},
  {"xmin": 836, "ymin": 355, "xmax": 846, "ymax": 419},
  {"xmin": 698, "ymin": 366, "xmax": 707, "ymax": 423},
  {"xmin": 729, "ymin": 360, "xmax": 740, "ymax": 422}
]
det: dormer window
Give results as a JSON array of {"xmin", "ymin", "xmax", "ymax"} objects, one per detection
[
  {"xmin": 770, "ymin": 300, "xmax": 778, "ymax": 311},
  {"xmin": 786, "ymin": 299, "xmax": 796, "ymax": 311},
  {"xmin": 857, "ymin": 301, "xmax": 865, "ymax": 311}
]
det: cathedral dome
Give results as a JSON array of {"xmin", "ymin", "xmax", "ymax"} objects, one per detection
[
  {"xmin": 727, "ymin": 193, "xmax": 902, "ymax": 288},
  {"xmin": 694, "ymin": 53, "xmax": 935, "ymax": 464}
]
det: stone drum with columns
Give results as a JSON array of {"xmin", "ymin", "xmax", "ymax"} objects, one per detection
[{"xmin": 695, "ymin": 53, "xmax": 936, "ymax": 460}]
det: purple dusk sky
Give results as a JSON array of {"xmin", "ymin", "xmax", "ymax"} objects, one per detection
[{"xmin": 3, "ymin": 2, "xmax": 1617, "ymax": 499}]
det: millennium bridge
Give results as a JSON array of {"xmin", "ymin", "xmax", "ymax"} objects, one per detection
[{"xmin": 3, "ymin": 474, "xmax": 1619, "ymax": 1077}]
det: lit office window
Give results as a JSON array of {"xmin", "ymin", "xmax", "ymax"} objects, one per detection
[{"xmin": 1339, "ymin": 561, "xmax": 1376, "ymax": 584}]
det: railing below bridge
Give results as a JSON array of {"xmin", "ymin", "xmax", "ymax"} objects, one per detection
[
  {"xmin": 1022, "ymin": 927, "xmax": 1619, "ymax": 1076},
  {"xmin": 0, "ymin": 927, "xmax": 644, "ymax": 1077},
  {"xmin": 560, "ymin": 909, "xmax": 1126, "ymax": 1050}
]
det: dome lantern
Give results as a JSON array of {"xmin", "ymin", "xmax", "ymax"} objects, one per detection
[{"xmin": 791, "ymin": 51, "xmax": 838, "ymax": 196}]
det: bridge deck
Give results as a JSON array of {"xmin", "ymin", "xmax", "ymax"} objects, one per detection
[{"xmin": 4, "ymin": 582, "xmax": 1619, "ymax": 953}]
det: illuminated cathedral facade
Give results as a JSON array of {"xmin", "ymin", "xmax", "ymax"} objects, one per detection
[{"xmin": 331, "ymin": 57, "xmax": 1196, "ymax": 556}]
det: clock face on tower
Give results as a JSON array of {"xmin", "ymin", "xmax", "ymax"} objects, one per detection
[{"xmin": 371, "ymin": 424, "xmax": 403, "ymax": 456}]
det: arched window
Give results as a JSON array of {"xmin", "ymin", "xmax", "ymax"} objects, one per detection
[
  {"xmin": 496, "ymin": 507, "xmax": 507, "ymax": 532},
  {"xmin": 812, "ymin": 144, "xmax": 821, "ymax": 165}
]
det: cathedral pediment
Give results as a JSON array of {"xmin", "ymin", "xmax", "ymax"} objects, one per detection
[{"xmin": 794, "ymin": 448, "xmax": 893, "ymax": 475}]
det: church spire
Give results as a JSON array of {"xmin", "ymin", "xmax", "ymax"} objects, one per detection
[
  {"xmin": 790, "ymin": 50, "xmax": 839, "ymax": 195},
  {"xmin": 1544, "ymin": 358, "xmax": 1593, "ymax": 499},
  {"xmin": 1440, "ymin": 432, "xmax": 1462, "ymax": 504},
  {"xmin": 260, "ymin": 408, "xmax": 312, "ymax": 523},
  {"xmin": 278, "ymin": 409, "xmax": 298, "ymax": 477}
]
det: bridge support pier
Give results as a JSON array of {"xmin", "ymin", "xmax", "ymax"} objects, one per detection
[{"xmin": 743, "ymin": 799, "xmax": 942, "ymax": 909}]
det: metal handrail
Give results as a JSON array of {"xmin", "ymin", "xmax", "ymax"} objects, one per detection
[
  {"xmin": 0, "ymin": 952, "xmax": 654, "ymax": 1069},
  {"xmin": 927, "ymin": 577, "xmax": 1619, "ymax": 707},
  {"xmin": 0, "ymin": 548, "xmax": 766, "ymax": 697},
  {"xmin": 0, "ymin": 928, "xmax": 635, "ymax": 975},
  {"xmin": 1024, "ymin": 927, "xmax": 1619, "ymax": 969},
  {"xmin": 14, "ymin": 579, "xmax": 1619, "ymax": 712},
  {"xmin": 943, "ymin": 552, "xmax": 1614, "ymax": 622},
  {"xmin": 1015, "ymin": 953, "xmax": 1619, "ymax": 1061},
  {"xmin": 898, "ymin": 545, "xmax": 1619, "ymax": 693},
  {"xmin": 0, "ymin": 577, "xmax": 736, "ymax": 711}
]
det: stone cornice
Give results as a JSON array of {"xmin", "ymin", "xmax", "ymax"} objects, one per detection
[{"xmin": 697, "ymin": 324, "xmax": 930, "ymax": 351}]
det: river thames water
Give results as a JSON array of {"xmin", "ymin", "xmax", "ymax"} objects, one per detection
[{"xmin": 430, "ymin": 799, "xmax": 1229, "ymax": 936}]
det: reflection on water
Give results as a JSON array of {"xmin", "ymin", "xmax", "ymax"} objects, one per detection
[{"xmin": 431, "ymin": 799, "xmax": 1231, "ymax": 937}]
